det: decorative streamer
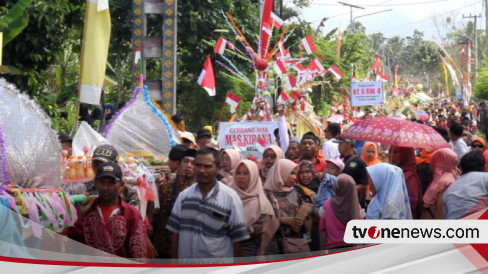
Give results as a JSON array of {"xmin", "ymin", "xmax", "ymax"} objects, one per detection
[
  {"xmin": 220, "ymin": 54, "xmax": 252, "ymax": 85},
  {"xmin": 442, "ymin": 61, "xmax": 450, "ymax": 95},
  {"xmin": 266, "ymin": 24, "xmax": 292, "ymax": 61},
  {"xmin": 142, "ymin": 86, "xmax": 178, "ymax": 147},
  {"xmin": 215, "ymin": 60, "xmax": 254, "ymax": 88},
  {"xmin": 0, "ymin": 117, "xmax": 8, "ymax": 191},
  {"xmin": 225, "ymin": 12, "xmax": 257, "ymax": 58},
  {"xmin": 220, "ymin": 10, "xmax": 255, "ymax": 62}
]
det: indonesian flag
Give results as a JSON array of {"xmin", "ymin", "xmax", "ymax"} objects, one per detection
[
  {"xmin": 311, "ymin": 58, "xmax": 325, "ymax": 72},
  {"xmin": 197, "ymin": 56, "xmax": 216, "ymax": 96},
  {"xmin": 134, "ymin": 44, "xmax": 141, "ymax": 64},
  {"xmin": 260, "ymin": 0, "xmax": 273, "ymax": 58},
  {"xmin": 351, "ymin": 75, "xmax": 359, "ymax": 82},
  {"xmin": 301, "ymin": 35, "xmax": 317, "ymax": 55},
  {"xmin": 270, "ymin": 11, "xmax": 284, "ymax": 29},
  {"xmin": 293, "ymin": 63, "xmax": 306, "ymax": 72},
  {"xmin": 214, "ymin": 37, "xmax": 227, "ymax": 55},
  {"xmin": 227, "ymin": 41, "xmax": 235, "ymax": 50},
  {"xmin": 283, "ymin": 74, "xmax": 296, "ymax": 90},
  {"xmin": 371, "ymin": 54, "xmax": 381, "ymax": 71},
  {"xmin": 255, "ymin": 137, "xmax": 267, "ymax": 153},
  {"xmin": 225, "ymin": 91, "xmax": 241, "ymax": 113},
  {"xmin": 277, "ymin": 40, "xmax": 291, "ymax": 59},
  {"xmin": 262, "ymin": 21, "xmax": 272, "ymax": 35},
  {"xmin": 289, "ymin": 90, "xmax": 301, "ymax": 103},
  {"xmin": 277, "ymin": 91, "xmax": 289, "ymax": 104},
  {"xmin": 328, "ymin": 64, "xmax": 343, "ymax": 80},
  {"xmin": 273, "ymin": 59, "xmax": 287, "ymax": 75},
  {"xmin": 299, "ymin": 98, "xmax": 312, "ymax": 114},
  {"xmin": 376, "ymin": 71, "xmax": 389, "ymax": 82}
]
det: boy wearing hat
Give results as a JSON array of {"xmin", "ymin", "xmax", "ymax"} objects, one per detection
[
  {"xmin": 313, "ymin": 157, "xmax": 345, "ymax": 215},
  {"xmin": 67, "ymin": 162, "xmax": 147, "ymax": 262}
]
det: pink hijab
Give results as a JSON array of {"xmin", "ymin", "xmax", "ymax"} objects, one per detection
[
  {"xmin": 260, "ymin": 145, "xmax": 285, "ymax": 179},
  {"xmin": 230, "ymin": 160, "xmax": 279, "ymax": 254},
  {"xmin": 423, "ymin": 148, "xmax": 459, "ymax": 208},
  {"xmin": 263, "ymin": 159, "xmax": 297, "ymax": 193},
  {"xmin": 220, "ymin": 149, "xmax": 242, "ymax": 183}
]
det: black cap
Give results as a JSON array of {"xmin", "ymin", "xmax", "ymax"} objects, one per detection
[
  {"xmin": 95, "ymin": 162, "xmax": 122, "ymax": 182},
  {"xmin": 58, "ymin": 132, "xmax": 72, "ymax": 143},
  {"xmin": 92, "ymin": 144, "xmax": 118, "ymax": 163},
  {"xmin": 333, "ymin": 136, "xmax": 355, "ymax": 145},
  {"xmin": 184, "ymin": 148, "xmax": 197, "ymax": 158},
  {"xmin": 301, "ymin": 131, "xmax": 320, "ymax": 145},
  {"xmin": 197, "ymin": 129, "xmax": 212, "ymax": 139}
]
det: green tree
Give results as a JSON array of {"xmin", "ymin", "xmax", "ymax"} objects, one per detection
[{"xmin": 474, "ymin": 70, "xmax": 488, "ymax": 101}]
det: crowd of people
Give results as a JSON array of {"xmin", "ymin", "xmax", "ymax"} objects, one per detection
[{"xmin": 50, "ymin": 100, "xmax": 488, "ymax": 263}]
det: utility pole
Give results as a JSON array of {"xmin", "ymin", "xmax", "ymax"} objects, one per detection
[
  {"xmin": 338, "ymin": 1, "xmax": 364, "ymax": 31},
  {"xmin": 463, "ymin": 14, "xmax": 481, "ymax": 82}
]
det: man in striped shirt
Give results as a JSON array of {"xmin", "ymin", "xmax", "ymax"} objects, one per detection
[{"xmin": 166, "ymin": 147, "xmax": 249, "ymax": 262}]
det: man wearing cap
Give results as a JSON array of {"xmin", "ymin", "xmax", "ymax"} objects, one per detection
[
  {"xmin": 67, "ymin": 162, "xmax": 147, "ymax": 262},
  {"xmin": 196, "ymin": 129, "xmax": 215, "ymax": 148},
  {"xmin": 166, "ymin": 147, "xmax": 249, "ymax": 262},
  {"xmin": 321, "ymin": 122, "xmax": 341, "ymax": 160},
  {"xmin": 334, "ymin": 137, "xmax": 369, "ymax": 206},
  {"xmin": 153, "ymin": 148, "xmax": 196, "ymax": 258},
  {"xmin": 180, "ymin": 132, "xmax": 198, "ymax": 149},
  {"xmin": 294, "ymin": 132, "xmax": 327, "ymax": 177},
  {"xmin": 84, "ymin": 144, "xmax": 140, "ymax": 210}
]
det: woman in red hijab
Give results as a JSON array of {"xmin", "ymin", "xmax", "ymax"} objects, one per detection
[{"xmin": 389, "ymin": 146, "xmax": 422, "ymax": 219}]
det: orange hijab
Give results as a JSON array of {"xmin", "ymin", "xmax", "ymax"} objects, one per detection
[
  {"xmin": 471, "ymin": 137, "xmax": 487, "ymax": 151},
  {"xmin": 361, "ymin": 142, "xmax": 381, "ymax": 166}
]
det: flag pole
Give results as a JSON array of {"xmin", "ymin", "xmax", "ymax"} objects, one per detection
[{"xmin": 218, "ymin": 93, "xmax": 228, "ymax": 122}]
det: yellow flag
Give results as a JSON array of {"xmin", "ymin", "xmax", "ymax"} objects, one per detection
[
  {"xmin": 0, "ymin": 32, "xmax": 3, "ymax": 66},
  {"xmin": 79, "ymin": 0, "xmax": 111, "ymax": 105}
]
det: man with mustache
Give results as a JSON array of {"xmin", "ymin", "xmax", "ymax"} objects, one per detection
[{"xmin": 166, "ymin": 147, "xmax": 249, "ymax": 263}]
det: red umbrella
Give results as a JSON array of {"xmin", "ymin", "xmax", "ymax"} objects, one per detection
[{"xmin": 342, "ymin": 117, "xmax": 451, "ymax": 149}]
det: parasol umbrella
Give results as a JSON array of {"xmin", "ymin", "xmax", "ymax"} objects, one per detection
[
  {"xmin": 342, "ymin": 117, "xmax": 451, "ymax": 149},
  {"xmin": 415, "ymin": 110, "xmax": 430, "ymax": 122}
]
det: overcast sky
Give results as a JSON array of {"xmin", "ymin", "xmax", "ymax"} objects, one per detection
[{"xmin": 296, "ymin": 0, "xmax": 484, "ymax": 40}]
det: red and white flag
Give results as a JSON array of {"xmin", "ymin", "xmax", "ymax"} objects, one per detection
[
  {"xmin": 283, "ymin": 74, "xmax": 296, "ymax": 90},
  {"xmin": 328, "ymin": 64, "xmax": 343, "ymax": 80},
  {"xmin": 376, "ymin": 71, "xmax": 389, "ymax": 82},
  {"xmin": 225, "ymin": 91, "xmax": 241, "ymax": 113},
  {"xmin": 197, "ymin": 56, "xmax": 216, "ymax": 96},
  {"xmin": 311, "ymin": 58, "xmax": 325, "ymax": 72},
  {"xmin": 273, "ymin": 59, "xmax": 287, "ymax": 75},
  {"xmin": 289, "ymin": 90, "xmax": 301, "ymax": 103},
  {"xmin": 134, "ymin": 44, "xmax": 141, "ymax": 64},
  {"xmin": 227, "ymin": 41, "xmax": 235, "ymax": 50},
  {"xmin": 270, "ymin": 11, "xmax": 284, "ymax": 29},
  {"xmin": 262, "ymin": 21, "xmax": 272, "ymax": 36},
  {"xmin": 214, "ymin": 37, "xmax": 228, "ymax": 54},
  {"xmin": 277, "ymin": 91, "xmax": 289, "ymax": 104},
  {"xmin": 351, "ymin": 75, "xmax": 360, "ymax": 82},
  {"xmin": 301, "ymin": 35, "xmax": 317, "ymax": 55},
  {"xmin": 276, "ymin": 40, "xmax": 291, "ymax": 59},
  {"xmin": 255, "ymin": 137, "xmax": 268, "ymax": 153},
  {"xmin": 293, "ymin": 63, "xmax": 306, "ymax": 72}
]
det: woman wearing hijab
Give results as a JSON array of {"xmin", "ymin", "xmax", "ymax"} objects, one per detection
[
  {"xmin": 296, "ymin": 161, "xmax": 320, "ymax": 251},
  {"xmin": 319, "ymin": 174, "xmax": 360, "ymax": 249},
  {"xmin": 230, "ymin": 160, "xmax": 279, "ymax": 256},
  {"xmin": 263, "ymin": 159, "xmax": 304, "ymax": 255},
  {"xmin": 421, "ymin": 149, "xmax": 458, "ymax": 219},
  {"xmin": 286, "ymin": 137, "xmax": 302, "ymax": 161},
  {"xmin": 366, "ymin": 163, "xmax": 413, "ymax": 220},
  {"xmin": 361, "ymin": 142, "xmax": 381, "ymax": 167},
  {"xmin": 260, "ymin": 144, "xmax": 285, "ymax": 182},
  {"xmin": 220, "ymin": 149, "xmax": 242, "ymax": 184},
  {"xmin": 471, "ymin": 137, "xmax": 486, "ymax": 152},
  {"xmin": 389, "ymin": 146, "xmax": 422, "ymax": 219}
]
